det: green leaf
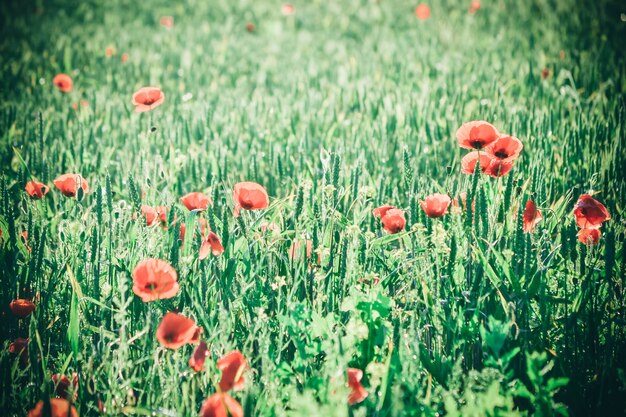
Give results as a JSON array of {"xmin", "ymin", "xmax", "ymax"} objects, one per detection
[{"xmin": 67, "ymin": 290, "xmax": 80, "ymax": 358}]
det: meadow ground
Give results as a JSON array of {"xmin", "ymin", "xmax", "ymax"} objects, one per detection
[{"xmin": 1, "ymin": 0, "xmax": 626, "ymax": 416}]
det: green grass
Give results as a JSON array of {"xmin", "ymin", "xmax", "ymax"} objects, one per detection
[{"xmin": 1, "ymin": 0, "xmax": 625, "ymax": 416}]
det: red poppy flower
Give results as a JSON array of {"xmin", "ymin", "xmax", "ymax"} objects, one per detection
[
  {"xmin": 421, "ymin": 193, "xmax": 452, "ymax": 218},
  {"xmin": 246, "ymin": 22, "xmax": 256, "ymax": 32},
  {"xmin": 9, "ymin": 299, "xmax": 36, "ymax": 318},
  {"xmin": 347, "ymin": 368, "xmax": 368, "ymax": 405},
  {"xmin": 461, "ymin": 152, "xmax": 492, "ymax": 175},
  {"xmin": 52, "ymin": 373, "xmax": 78, "ymax": 400},
  {"xmin": 199, "ymin": 232, "xmax": 224, "ymax": 259},
  {"xmin": 25, "ymin": 181, "xmax": 49, "ymax": 199},
  {"xmin": 380, "ymin": 209, "xmax": 406, "ymax": 234},
  {"xmin": 372, "ymin": 204, "xmax": 396, "ymax": 219},
  {"xmin": 573, "ymin": 194, "xmax": 610, "ymax": 229},
  {"xmin": 523, "ymin": 200, "xmax": 542, "ymax": 232},
  {"xmin": 483, "ymin": 157, "xmax": 514, "ymax": 178},
  {"xmin": 217, "ymin": 350, "xmax": 248, "ymax": 392},
  {"xmin": 132, "ymin": 87, "xmax": 165, "ymax": 113},
  {"xmin": 121, "ymin": 53, "xmax": 129, "ymax": 63},
  {"xmin": 282, "ymin": 3, "xmax": 295, "ymax": 15},
  {"xmin": 577, "ymin": 228, "xmax": 601, "ymax": 245},
  {"xmin": 132, "ymin": 258, "xmax": 179, "ymax": 302},
  {"xmin": 28, "ymin": 399, "xmax": 79, "ymax": 417},
  {"xmin": 456, "ymin": 121, "xmax": 499, "ymax": 150},
  {"xmin": 484, "ymin": 135, "xmax": 523, "ymax": 161},
  {"xmin": 156, "ymin": 312, "xmax": 200, "ymax": 350},
  {"xmin": 141, "ymin": 205, "xmax": 159, "ymax": 226},
  {"xmin": 53, "ymin": 173, "xmax": 89, "ymax": 197},
  {"xmin": 8, "ymin": 337, "xmax": 29, "ymax": 365},
  {"xmin": 541, "ymin": 67, "xmax": 551, "ymax": 79},
  {"xmin": 52, "ymin": 74, "xmax": 73, "ymax": 93},
  {"xmin": 105, "ymin": 46, "xmax": 116, "ymax": 57},
  {"xmin": 189, "ymin": 340, "xmax": 210, "ymax": 372},
  {"xmin": 200, "ymin": 393, "xmax": 243, "ymax": 417},
  {"xmin": 233, "ymin": 182, "xmax": 269, "ymax": 217},
  {"xmin": 160, "ymin": 16, "xmax": 174, "ymax": 28},
  {"xmin": 469, "ymin": 0, "xmax": 480, "ymax": 14},
  {"xmin": 415, "ymin": 4, "xmax": 431, "ymax": 20},
  {"xmin": 181, "ymin": 192, "xmax": 212, "ymax": 211}
]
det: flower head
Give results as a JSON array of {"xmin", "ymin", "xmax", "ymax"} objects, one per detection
[
  {"xmin": 380, "ymin": 208, "xmax": 406, "ymax": 234},
  {"xmin": 200, "ymin": 393, "xmax": 243, "ymax": 417},
  {"xmin": 456, "ymin": 121, "xmax": 499, "ymax": 150},
  {"xmin": 25, "ymin": 181, "xmax": 49, "ymax": 199},
  {"xmin": 421, "ymin": 193, "xmax": 451, "ymax": 218},
  {"xmin": 523, "ymin": 200, "xmax": 542, "ymax": 232},
  {"xmin": 54, "ymin": 174, "xmax": 89, "ymax": 197},
  {"xmin": 132, "ymin": 87, "xmax": 165, "ymax": 113},
  {"xmin": 9, "ymin": 299, "xmax": 36, "ymax": 318},
  {"xmin": 189, "ymin": 341, "xmax": 210, "ymax": 372},
  {"xmin": 217, "ymin": 350, "xmax": 248, "ymax": 391},
  {"xmin": 181, "ymin": 192, "xmax": 212, "ymax": 211},
  {"xmin": 233, "ymin": 182, "xmax": 269, "ymax": 217},
  {"xmin": 573, "ymin": 194, "xmax": 610, "ymax": 229},
  {"xmin": 199, "ymin": 232, "xmax": 224, "ymax": 259},
  {"xmin": 53, "ymin": 74, "xmax": 73, "ymax": 93},
  {"xmin": 132, "ymin": 258, "xmax": 179, "ymax": 302},
  {"xmin": 156, "ymin": 312, "xmax": 200, "ymax": 350}
]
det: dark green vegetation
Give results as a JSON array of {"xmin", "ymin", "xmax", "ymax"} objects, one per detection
[{"xmin": 1, "ymin": 0, "xmax": 626, "ymax": 416}]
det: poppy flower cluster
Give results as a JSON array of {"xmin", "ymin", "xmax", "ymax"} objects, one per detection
[
  {"xmin": 457, "ymin": 121, "xmax": 523, "ymax": 177},
  {"xmin": 195, "ymin": 351, "xmax": 247, "ymax": 417},
  {"xmin": 573, "ymin": 194, "xmax": 610, "ymax": 245},
  {"xmin": 373, "ymin": 205, "xmax": 406, "ymax": 234},
  {"xmin": 24, "ymin": 174, "xmax": 89, "ymax": 200}
]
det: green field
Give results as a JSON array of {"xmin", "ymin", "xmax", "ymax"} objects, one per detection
[{"xmin": 1, "ymin": 0, "xmax": 626, "ymax": 416}]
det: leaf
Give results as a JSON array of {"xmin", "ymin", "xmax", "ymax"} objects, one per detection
[{"xmin": 67, "ymin": 290, "xmax": 80, "ymax": 358}]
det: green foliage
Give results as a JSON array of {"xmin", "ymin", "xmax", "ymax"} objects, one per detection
[{"xmin": 0, "ymin": 0, "xmax": 625, "ymax": 416}]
